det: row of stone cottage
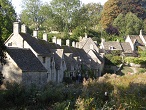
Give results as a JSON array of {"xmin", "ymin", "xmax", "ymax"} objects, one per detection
[
  {"xmin": 1, "ymin": 22, "xmax": 146, "ymax": 86},
  {"xmin": 1, "ymin": 22, "xmax": 104, "ymax": 86}
]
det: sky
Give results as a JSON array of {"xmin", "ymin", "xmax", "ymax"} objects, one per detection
[{"xmin": 11, "ymin": 0, "xmax": 108, "ymax": 14}]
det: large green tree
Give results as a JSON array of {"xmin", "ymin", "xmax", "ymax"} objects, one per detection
[
  {"xmin": 20, "ymin": 0, "xmax": 44, "ymax": 30},
  {"xmin": 40, "ymin": 3, "xmax": 64, "ymax": 32},
  {"xmin": 83, "ymin": 3, "xmax": 103, "ymax": 29},
  {"xmin": 113, "ymin": 12, "xmax": 143, "ymax": 35},
  {"xmin": 50, "ymin": 0, "xmax": 81, "ymax": 35},
  {"xmin": 0, "ymin": 0, "xmax": 16, "ymax": 40},
  {"xmin": 100, "ymin": 0, "xmax": 120, "ymax": 29},
  {"xmin": 101, "ymin": 0, "xmax": 146, "ymax": 29}
]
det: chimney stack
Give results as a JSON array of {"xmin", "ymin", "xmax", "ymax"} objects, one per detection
[
  {"xmin": 33, "ymin": 30, "xmax": 38, "ymax": 38},
  {"xmin": 66, "ymin": 39, "xmax": 70, "ymax": 46},
  {"xmin": 43, "ymin": 33, "xmax": 48, "ymax": 41},
  {"xmin": 52, "ymin": 36, "xmax": 57, "ymax": 43},
  {"xmin": 72, "ymin": 41, "xmax": 75, "ymax": 47},
  {"xmin": 57, "ymin": 39, "xmax": 62, "ymax": 46},
  {"xmin": 139, "ymin": 29, "xmax": 142, "ymax": 36},
  {"xmin": 13, "ymin": 22, "xmax": 20, "ymax": 34},
  {"xmin": 21, "ymin": 24, "xmax": 27, "ymax": 33},
  {"xmin": 85, "ymin": 33, "xmax": 87, "ymax": 38},
  {"xmin": 101, "ymin": 38, "xmax": 105, "ymax": 43}
]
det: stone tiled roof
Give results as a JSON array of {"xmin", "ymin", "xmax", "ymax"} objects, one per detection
[
  {"xmin": 7, "ymin": 47, "xmax": 47, "ymax": 72},
  {"xmin": 103, "ymin": 41, "xmax": 123, "ymax": 50},
  {"xmin": 129, "ymin": 35, "xmax": 144, "ymax": 45},
  {"xmin": 20, "ymin": 33, "xmax": 51, "ymax": 56},
  {"xmin": 120, "ymin": 42, "xmax": 133, "ymax": 53},
  {"xmin": 61, "ymin": 45, "xmax": 73, "ymax": 53}
]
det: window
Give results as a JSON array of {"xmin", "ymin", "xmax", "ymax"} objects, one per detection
[
  {"xmin": 8, "ymin": 42, "xmax": 12, "ymax": 46},
  {"xmin": 42, "ymin": 57, "xmax": 46, "ymax": 63},
  {"xmin": 109, "ymin": 46, "xmax": 114, "ymax": 50}
]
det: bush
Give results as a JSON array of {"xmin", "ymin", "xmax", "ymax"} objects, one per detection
[
  {"xmin": 105, "ymin": 54, "xmax": 122, "ymax": 65},
  {"xmin": 125, "ymin": 57, "xmax": 146, "ymax": 65}
]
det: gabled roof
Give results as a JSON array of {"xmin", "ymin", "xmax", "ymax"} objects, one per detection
[
  {"xmin": 7, "ymin": 47, "xmax": 47, "ymax": 72},
  {"xmin": 20, "ymin": 33, "xmax": 51, "ymax": 56},
  {"xmin": 103, "ymin": 41, "xmax": 123, "ymax": 50},
  {"xmin": 64, "ymin": 53, "xmax": 74, "ymax": 71},
  {"xmin": 120, "ymin": 42, "xmax": 133, "ymax": 53},
  {"xmin": 51, "ymin": 49, "xmax": 64, "ymax": 69},
  {"xmin": 142, "ymin": 35, "xmax": 146, "ymax": 42},
  {"xmin": 128, "ymin": 35, "xmax": 144, "ymax": 46},
  {"xmin": 61, "ymin": 45, "xmax": 73, "ymax": 53}
]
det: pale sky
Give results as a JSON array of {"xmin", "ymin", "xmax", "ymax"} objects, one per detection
[{"xmin": 11, "ymin": 0, "xmax": 108, "ymax": 14}]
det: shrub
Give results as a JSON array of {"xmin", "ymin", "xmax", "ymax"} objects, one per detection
[
  {"xmin": 105, "ymin": 54, "xmax": 122, "ymax": 65},
  {"xmin": 125, "ymin": 57, "xmax": 146, "ymax": 65}
]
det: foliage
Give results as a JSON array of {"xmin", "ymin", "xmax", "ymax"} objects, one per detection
[
  {"xmin": 100, "ymin": 0, "xmax": 121, "ymax": 29},
  {"xmin": 0, "ymin": 0, "xmax": 16, "ymax": 40},
  {"xmin": 125, "ymin": 57, "xmax": 146, "ymax": 65},
  {"xmin": 120, "ymin": 0, "xmax": 146, "ymax": 20},
  {"xmin": 138, "ymin": 50, "xmax": 146, "ymax": 57},
  {"xmin": 105, "ymin": 25, "xmax": 119, "ymax": 35},
  {"xmin": 81, "ymin": 3, "xmax": 103, "ymax": 28},
  {"xmin": 101, "ymin": 0, "xmax": 146, "ymax": 29},
  {"xmin": 50, "ymin": 0, "xmax": 81, "ymax": 33},
  {"xmin": 20, "ymin": 0, "xmax": 44, "ymax": 30},
  {"xmin": 1, "ymin": 74, "xmax": 146, "ymax": 109},
  {"xmin": 125, "ymin": 12, "xmax": 143, "ymax": 35},
  {"xmin": 113, "ymin": 12, "xmax": 143, "ymax": 35},
  {"xmin": 105, "ymin": 54, "xmax": 122, "ymax": 65}
]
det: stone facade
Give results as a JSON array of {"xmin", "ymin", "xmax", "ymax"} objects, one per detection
[{"xmin": 3, "ymin": 22, "xmax": 104, "ymax": 85}]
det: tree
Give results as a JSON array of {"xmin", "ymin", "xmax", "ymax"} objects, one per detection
[
  {"xmin": 113, "ymin": 13, "xmax": 125, "ymax": 36},
  {"xmin": 83, "ymin": 3, "xmax": 103, "ymax": 29},
  {"xmin": 71, "ymin": 5, "xmax": 89, "ymax": 30},
  {"xmin": 113, "ymin": 12, "xmax": 143, "ymax": 35},
  {"xmin": 40, "ymin": 3, "xmax": 64, "ymax": 32},
  {"xmin": 101, "ymin": 0, "xmax": 146, "ymax": 29},
  {"xmin": 105, "ymin": 25, "xmax": 119, "ymax": 35},
  {"xmin": 143, "ymin": 19, "xmax": 146, "ymax": 34},
  {"xmin": 50, "ymin": 0, "xmax": 81, "ymax": 35},
  {"xmin": 0, "ymin": 0, "xmax": 16, "ymax": 40},
  {"xmin": 100, "ymin": 0, "xmax": 120, "ymax": 29},
  {"xmin": 120, "ymin": 0, "xmax": 146, "ymax": 20},
  {"xmin": 20, "ymin": 0, "xmax": 44, "ymax": 30},
  {"xmin": 125, "ymin": 12, "xmax": 143, "ymax": 35}
]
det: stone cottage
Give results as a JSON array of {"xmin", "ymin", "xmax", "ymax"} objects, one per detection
[
  {"xmin": 3, "ymin": 22, "xmax": 104, "ymax": 85},
  {"xmin": 2, "ymin": 47, "xmax": 47, "ymax": 86}
]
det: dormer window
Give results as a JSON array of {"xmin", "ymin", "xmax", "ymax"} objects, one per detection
[
  {"xmin": 42, "ymin": 57, "xmax": 46, "ymax": 63},
  {"xmin": 109, "ymin": 46, "xmax": 114, "ymax": 50}
]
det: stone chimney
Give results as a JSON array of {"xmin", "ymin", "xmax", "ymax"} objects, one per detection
[
  {"xmin": 57, "ymin": 39, "xmax": 62, "ymax": 46},
  {"xmin": 101, "ymin": 38, "xmax": 105, "ymax": 43},
  {"xmin": 66, "ymin": 39, "xmax": 70, "ymax": 46},
  {"xmin": 139, "ymin": 29, "xmax": 142, "ymax": 36},
  {"xmin": 79, "ymin": 36, "xmax": 82, "ymax": 41},
  {"xmin": 85, "ymin": 33, "xmax": 88, "ymax": 38},
  {"xmin": 43, "ymin": 33, "xmax": 48, "ymax": 41},
  {"xmin": 52, "ymin": 36, "xmax": 57, "ymax": 43},
  {"xmin": 72, "ymin": 41, "xmax": 75, "ymax": 47},
  {"xmin": 13, "ymin": 22, "xmax": 20, "ymax": 34},
  {"xmin": 21, "ymin": 24, "xmax": 27, "ymax": 33},
  {"xmin": 33, "ymin": 30, "xmax": 38, "ymax": 38}
]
